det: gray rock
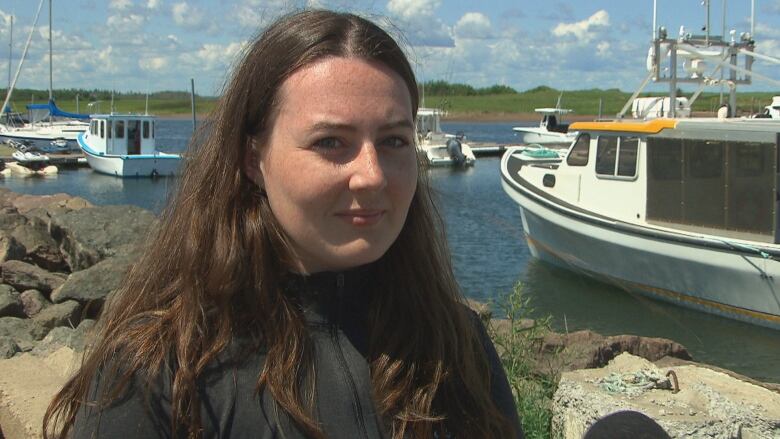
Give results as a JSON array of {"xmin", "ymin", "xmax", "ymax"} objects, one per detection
[
  {"xmin": 51, "ymin": 244, "xmax": 140, "ymax": 305},
  {"xmin": 0, "ymin": 260, "xmax": 67, "ymax": 295},
  {"xmin": 19, "ymin": 289, "xmax": 50, "ymax": 317},
  {"xmin": 11, "ymin": 218, "xmax": 68, "ymax": 272},
  {"xmin": 0, "ymin": 316, "xmax": 48, "ymax": 349},
  {"xmin": 32, "ymin": 300, "xmax": 82, "ymax": 331},
  {"xmin": 9, "ymin": 193, "xmax": 92, "ymax": 215},
  {"xmin": 0, "ymin": 335, "xmax": 19, "ymax": 359},
  {"xmin": 49, "ymin": 205, "xmax": 155, "ymax": 271},
  {"xmin": 0, "ymin": 207, "xmax": 27, "ymax": 230},
  {"xmin": 0, "ymin": 284, "xmax": 24, "ymax": 317},
  {"xmin": 0, "ymin": 230, "xmax": 26, "ymax": 263}
]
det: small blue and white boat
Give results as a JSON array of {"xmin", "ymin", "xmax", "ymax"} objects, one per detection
[{"xmin": 78, "ymin": 114, "xmax": 182, "ymax": 178}]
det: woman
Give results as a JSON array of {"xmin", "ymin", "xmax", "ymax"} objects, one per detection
[{"xmin": 44, "ymin": 10, "xmax": 522, "ymax": 439}]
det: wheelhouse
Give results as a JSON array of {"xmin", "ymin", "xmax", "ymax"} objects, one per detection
[
  {"xmin": 565, "ymin": 119, "xmax": 779, "ymax": 243},
  {"xmin": 86, "ymin": 115, "xmax": 157, "ymax": 156}
]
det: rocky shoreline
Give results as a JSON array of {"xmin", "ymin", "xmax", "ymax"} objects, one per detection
[{"xmin": 0, "ymin": 189, "xmax": 777, "ymax": 438}]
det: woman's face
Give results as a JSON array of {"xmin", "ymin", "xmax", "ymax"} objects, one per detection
[{"xmin": 250, "ymin": 56, "xmax": 418, "ymax": 273}]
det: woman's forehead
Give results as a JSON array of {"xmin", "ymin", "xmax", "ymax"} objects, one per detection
[{"xmin": 277, "ymin": 57, "xmax": 413, "ymax": 112}]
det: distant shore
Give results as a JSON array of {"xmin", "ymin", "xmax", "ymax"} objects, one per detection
[{"xmin": 157, "ymin": 111, "xmax": 602, "ymax": 123}]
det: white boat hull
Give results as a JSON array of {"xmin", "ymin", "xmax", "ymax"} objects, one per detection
[
  {"xmin": 512, "ymin": 127, "xmax": 576, "ymax": 145},
  {"xmin": 501, "ymin": 159, "xmax": 780, "ymax": 330},
  {"xmin": 0, "ymin": 122, "xmax": 86, "ymax": 152},
  {"xmin": 78, "ymin": 134, "xmax": 180, "ymax": 177}
]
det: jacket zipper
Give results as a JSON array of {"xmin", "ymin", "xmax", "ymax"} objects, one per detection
[{"xmin": 331, "ymin": 272, "xmax": 370, "ymax": 438}]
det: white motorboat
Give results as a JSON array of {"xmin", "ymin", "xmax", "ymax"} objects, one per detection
[
  {"xmin": 753, "ymin": 96, "xmax": 780, "ymax": 119},
  {"xmin": 78, "ymin": 114, "xmax": 182, "ymax": 178},
  {"xmin": 512, "ymin": 108, "xmax": 577, "ymax": 146},
  {"xmin": 501, "ymin": 12, "xmax": 780, "ymax": 330},
  {"xmin": 8, "ymin": 150, "xmax": 57, "ymax": 176},
  {"xmin": 416, "ymin": 108, "xmax": 476, "ymax": 168}
]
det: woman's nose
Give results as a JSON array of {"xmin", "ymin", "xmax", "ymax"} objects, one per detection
[{"xmin": 348, "ymin": 143, "xmax": 387, "ymax": 192}]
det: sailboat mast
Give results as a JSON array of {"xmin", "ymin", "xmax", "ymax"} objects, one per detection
[
  {"xmin": 8, "ymin": 16, "xmax": 12, "ymax": 92},
  {"xmin": 48, "ymin": 0, "xmax": 53, "ymax": 102}
]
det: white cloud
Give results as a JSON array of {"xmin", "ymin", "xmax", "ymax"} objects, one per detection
[
  {"xmin": 179, "ymin": 41, "xmax": 246, "ymax": 71},
  {"xmin": 147, "ymin": 0, "xmax": 162, "ymax": 9},
  {"xmin": 139, "ymin": 56, "xmax": 169, "ymax": 72},
  {"xmin": 596, "ymin": 41, "xmax": 611, "ymax": 58},
  {"xmin": 552, "ymin": 10, "xmax": 610, "ymax": 41},
  {"xmin": 454, "ymin": 12, "xmax": 493, "ymax": 40},
  {"xmin": 385, "ymin": 0, "xmax": 453, "ymax": 47},
  {"xmin": 172, "ymin": 2, "xmax": 204, "ymax": 28},
  {"xmin": 107, "ymin": 13, "xmax": 146, "ymax": 33},
  {"xmin": 109, "ymin": 0, "xmax": 134, "ymax": 10},
  {"xmin": 387, "ymin": 0, "xmax": 440, "ymax": 20}
]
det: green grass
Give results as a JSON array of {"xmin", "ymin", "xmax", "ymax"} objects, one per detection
[
  {"xmin": 425, "ymin": 88, "xmax": 780, "ymax": 116},
  {"xmin": 4, "ymin": 97, "xmax": 218, "ymax": 116},
  {"xmin": 488, "ymin": 282, "xmax": 562, "ymax": 439},
  {"xmin": 4, "ymin": 87, "xmax": 778, "ymax": 118}
]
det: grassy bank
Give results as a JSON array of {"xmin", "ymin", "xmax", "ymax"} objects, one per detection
[
  {"xmin": 489, "ymin": 282, "xmax": 561, "ymax": 439},
  {"xmin": 3, "ymin": 86, "xmax": 778, "ymax": 121}
]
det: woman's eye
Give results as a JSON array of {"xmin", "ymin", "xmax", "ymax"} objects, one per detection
[
  {"xmin": 312, "ymin": 137, "xmax": 342, "ymax": 150},
  {"xmin": 380, "ymin": 136, "xmax": 410, "ymax": 149}
]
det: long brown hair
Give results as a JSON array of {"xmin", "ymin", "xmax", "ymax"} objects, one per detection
[{"xmin": 44, "ymin": 10, "xmax": 514, "ymax": 438}]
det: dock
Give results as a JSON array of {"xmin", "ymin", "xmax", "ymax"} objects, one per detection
[
  {"xmin": 469, "ymin": 142, "xmax": 516, "ymax": 157},
  {"xmin": 0, "ymin": 143, "xmax": 89, "ymax": 167}
]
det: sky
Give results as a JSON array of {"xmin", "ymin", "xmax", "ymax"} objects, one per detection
[{"xmin": 0, "ymin": 0, "xmax": 778, "ymax": 97}]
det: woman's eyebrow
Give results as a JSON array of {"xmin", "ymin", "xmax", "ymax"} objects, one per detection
[{"xmin": 306, "ymin": 119, "xmax": 414, "ymax": 133}]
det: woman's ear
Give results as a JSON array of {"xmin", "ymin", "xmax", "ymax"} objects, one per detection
[{"xmin": 244, "ymin": 138, "xmax": 265, "ymax": 189}]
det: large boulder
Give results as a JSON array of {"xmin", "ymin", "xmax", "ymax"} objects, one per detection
[
  {"xmin": 552, "ymin": 352, "xmax": 780, "ymax": 439},
  {"xmin": 31, "ymin": 319, "xmax": 95, "ymax": 356},
  {"xmin": 0, "ymin": 317, "xmax": 47, "ymax": 350},
  {"xmin": 19, "ymin": 289, "xmax": 50, "ymax": 317},
  {"xmin": 10, "ymin": 217, "xmax": 68, "ymax": 272},
  {"xmin": 0, "ymin": 260, "xmax": 67, "ymax": 295},
  {"xmin": 0, "ymin": 284, "xmax": 24, "ymax": 318},
  {"xmin": 32, "ymin": 300, "xmax": 82, "ymax": 331},
  {"xmin": 9, "ymin": 193, "xmax": 92, "ymax": 215},
  {"xmin": 49, "ymin": 205, "xmax": 155, "ymax": 271},
  {"xmin": 0, "ymin": 231, "xmax": 26, "ymax": 263},
  {"xmin": 51, "ymin": 244, "xmax": 141, "ymax": 308},
  {"xmin": 0, "ymin": 207, "xmax": 27, "ymax": 231},
  {"xmin": 0, "ymin": 336, "xmax": 19, "ymax": 359},
  {"xmin": 540, "ymin": 330, "xmax": 692, "ymax": 372}
]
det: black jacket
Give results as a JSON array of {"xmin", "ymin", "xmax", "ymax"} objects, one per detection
[{"xmin": 73, "ymin": 268, "xmax": 523, "ymax": 438}]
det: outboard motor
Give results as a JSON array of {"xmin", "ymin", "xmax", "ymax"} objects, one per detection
[{"xmin": 446, "ymin": 138, "xmax": 467, "ymax": 166}]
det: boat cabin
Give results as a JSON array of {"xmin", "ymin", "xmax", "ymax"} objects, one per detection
[
  {"xmin": 416, "ymin": 108, "xmax": 443, "ymax": 138},
  {"xmin": 535, "ymin": 108, "xmax": 572, "ymax": 133},
  {"xmin": 538, "ymin": 119, "xmax": 779, "ymax": 243},
  {"xmin": 86, "ymin": 115, "xmax": 157, "ymax": 156}
]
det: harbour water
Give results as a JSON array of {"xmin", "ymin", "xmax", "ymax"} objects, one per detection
[{"xmin": 2, "ymin": 119, "xmax": 779, "ymax": 383}]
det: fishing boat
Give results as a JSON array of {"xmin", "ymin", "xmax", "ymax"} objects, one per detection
[
  {"xmin": 416, "ymin": 108, "xmax": 476, "ymax": 168},
  {"xmin": 501, "ymin": 8, "xmax": 780, "ymax": 330},
  {"xmin": 0, "ymin": 0, "xmax": 90, "ymax": 153},
  {"xmin": 78, "ymin": 114, "xmax": 181, "ymax": 177},
  {"xmin": 512, "ymin": 107, "xmax": 577, "ymax": 146}
]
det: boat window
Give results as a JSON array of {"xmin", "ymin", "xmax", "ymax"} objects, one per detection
[
  {"xmin": 107, "ymin": 121, "xmax": 112, "ymax": 139},
  {"xmin": 151, "ymin": 121, "xmax": 155, "ymax": 138},
  {"xmin": 143, "ymin": 121, "xmax": 150, "ymax": 139},
  {"xmin": 596, "ymin": 136, "xmax": 618, "ymax": 175},
  {"xmin": 617, "ymin": 136, "xmax": 639, "ymax": 177},
  {"xmin": 115, "ymin": 120, "xmax": 125, "ymax": 139},
  {"xmin": 567, "ymin": 133, "xmax": 590, "ymax": 166},
  {"xmin": 100, "ymin": 120, "xmax": 104, "ymax": 139},
  {"xmin": 688, "ymin": 140, "xmax": 723, "ymax": 178},
  {"xmin": 647, "ymin": 137, "xmax": 776, "ymax": 240}
]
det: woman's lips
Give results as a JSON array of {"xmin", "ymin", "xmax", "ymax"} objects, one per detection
[{"xmin": 335, "ymin": 209, "xmax": 386, "ymax": 226}]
